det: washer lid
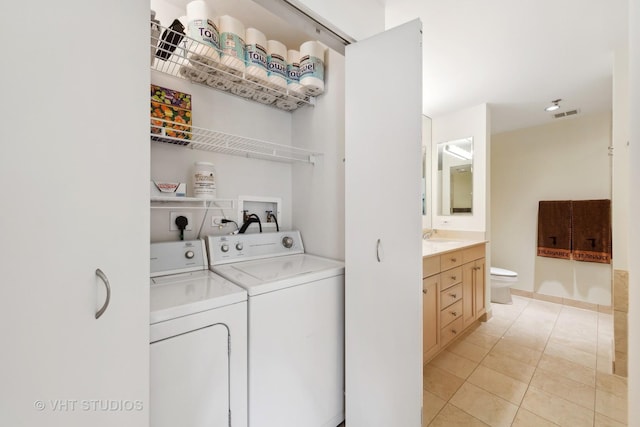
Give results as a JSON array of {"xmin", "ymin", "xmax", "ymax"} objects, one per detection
[
  {"xmin": 212, "ymin": 253, "xmax": 345, "ymax": 296},
  {"xmin": 490, "ymin": 267, "xmax": 517, "ymax": 278},
  {"xmin": 150, "ymin": 270, "xmax": 247, "ymax": 324}
]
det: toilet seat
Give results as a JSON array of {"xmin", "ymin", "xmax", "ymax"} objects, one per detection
[{"xmin": 490, "ymin": 267, "xmax": 517, "ymax": 278}]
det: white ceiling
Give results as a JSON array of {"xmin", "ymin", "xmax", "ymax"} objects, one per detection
[{"xmin": 383, "ymin": 0, "xmax": 629, "ymax": 134}]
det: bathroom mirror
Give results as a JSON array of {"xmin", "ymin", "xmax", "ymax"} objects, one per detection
[{"xmin": 437, "ymin": 136, "xmax": 473, "ymax": 216}]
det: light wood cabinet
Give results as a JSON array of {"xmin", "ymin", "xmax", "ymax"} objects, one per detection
[
  {"xmin": 423, "ymin": 243, "xmax": 486, "ymax": 363},
  {"xmin": 422, "ymin": 275, "xmax": 440, "ymax": 361}
]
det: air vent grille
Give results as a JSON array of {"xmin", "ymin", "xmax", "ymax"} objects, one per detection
[{"xmin": 553, "ymin": 109, "xmax": 580, "ymax": 119}]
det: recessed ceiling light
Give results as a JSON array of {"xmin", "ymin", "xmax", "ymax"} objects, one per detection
[{"xmin": 545, "ymin": 99, "xmax": 562, "ymax": 112}]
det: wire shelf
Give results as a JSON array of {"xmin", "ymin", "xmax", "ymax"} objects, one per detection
[
  {"xmin": 150, "ymin": 21, "xmax": 315, "ymax": 112},
  {"xmin": 150, "ymin": 197, "xmax": 235, "ymax": 210},
  {"xmin": 150, "ymin": 117, "xmax": 320, "ymax": 164}
]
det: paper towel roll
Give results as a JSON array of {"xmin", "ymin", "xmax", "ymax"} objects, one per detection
[
  {"xmin": 276, "ymin": 98, "xmax": 298, "ymax": 111},
  {"xmin": 187, "ymin": 66, "xmax": 208, "ymax": 83},
  {"xmin": 186, "ymin": 1, "xmax": 220, "ymax": 65},
  {"xmin": 206, "ymin": 75, "xmax": 233, "ymax": 91},
  {"xmin": 244, "ymin": 28, "xmax": 268, "ymax": 83},
  {"xmin": 267, "ymin": 40, "xmax": 288, "ymax": 90},
  {"xmin": 231, "ymin": 84, "xmax": 256, "ymax": 98},
  {"xmin": 219, "ymin": 15, "xmax": 246, "ymax": 77},
  {"xmin": 252, "ymin": 89, "xmax": 277, "ymax": 105},
  {"xmin": 286, "ymin": 49, "xmax": 305, "ymax": 97},
  {"xmin": 300, "ymin": 41, "xmax": 326, "ymax": 96}
]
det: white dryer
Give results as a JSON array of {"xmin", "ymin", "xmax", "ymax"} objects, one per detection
[
  {"xmin": 207, "ymin": 231, "xmax": 345, "ymax": 427},
  {"xmin": 150, "ymin": 239, "xmax": 247, "ymax": 427}
]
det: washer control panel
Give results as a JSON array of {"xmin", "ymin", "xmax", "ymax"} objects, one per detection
[
  {"xmin": 150, "ymin": 239, "xmax": 207, "ymax": 277},
  {"xmin": 207, "ymin": 231, "xmax": 304, "ymax": 266}
]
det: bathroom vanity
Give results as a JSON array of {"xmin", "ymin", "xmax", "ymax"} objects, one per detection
[{"xmin": 422, "ymin": 240, "xmax": 487, "ymax": 363}]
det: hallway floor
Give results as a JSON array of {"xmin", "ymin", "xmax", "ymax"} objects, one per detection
[{"xmin": 423, "ymin": 295, "xmax": 627, "ymax": 426}]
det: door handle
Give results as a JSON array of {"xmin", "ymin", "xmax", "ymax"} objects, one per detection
[
  {"xmin": 376, "ymin": 239, "xmax": 384, "ymax": 263},
  {"xmin": 95, "ymin": 268, "xmax": 112, "ymax": 319}
]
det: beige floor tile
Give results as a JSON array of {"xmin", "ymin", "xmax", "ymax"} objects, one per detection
[
  {"xmin": 524, "ymin": 299, "xmax": 562, "ymax": 315},
  {"xmin": 521, "ymin": 387, "xmax": 594, "ymax": 427},
  {"xmin": 530, "ymin": 368, "xmax": 596, "ymax": 410},
  {"xmin": 544, "ymin": 340, "xmax": 597, "ymax": 369},
  {"xmin": 537, "ymin": 353, "xmax": 596, "ymax": 386},
  {"xmin": 430, "ymin": 350, "xmax": 479, "ymax": 379},
  {"xmin": 447, "ymin": 339, "xmax": 491, "ymax": 363},
  {"xmin": 511, "ymin": 408, "xmax": 559, "ymax": 427},
  {"xmin": 595, "ymin": 389, "xmax": 627, "ymax": 424},
  {"xmin": 481, "ymin": 351, "xmax": 536, "ymax": 383},
  {"xmin": 491, "ymin": 338, "xmax": 542, "ymax": 367},
  {"xmin": 597, "ymin": 353, "xmax": 614, "ymax": 375},
  {"xmin": 596, "ymin": 372, "xmax": 627, "ymax": 399},
  {"xmin": 428, "ymin": 403, "xmax": 489, "ymax": 427},
  {"xmin": 466, "ymin": 365, "xmax": 528, "ymax": 405},
  {"xmin": 422, "ymin": 390, "xmax": 447, "ymax": 426},
  {"xmin": 474, "ymin": 317, "xmax": 512, "ymax": 338},
  {"xmin": 594, "ymin": 412, "xmax": 627, "ymax": 427},
  {"xmin": 450, "ymin": 382, "xmax": 518, "ymax": 427},
  {"xmin": 423, "ymin": 365, "xmax": 465, "ymax": 400},
  {"xmin": 502, "ymin": 325, "xmax": 550, "ymax": 351},
  {"xmin": 464, "ymin": 330, "xmax": 502, "ymax": 350},
  {"xmin": 549, "ymin": 331, "xmax": 598, "ymax": 355}
]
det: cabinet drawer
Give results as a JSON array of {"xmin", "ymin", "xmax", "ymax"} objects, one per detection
[
  {"xmin": 440, "ymin": 266, "xmax": 462, "ymax": 290},
  {"xmin": 440, "ymin": 317, "xmax": 464, "ymax": 347},
  {"xmin": 463, "ymin": 244, "xmax": 486, "ymax": 263},
  {"xmin": 440, "ymin": 250, "xmax": 463, "ymax": 271},
  {"xmin": 440, "ymin": 299, "xmax": 463, "ymax": 327},
  {"xmin": 422, "ymin": 256, "xmax": 440, "ymax": 278},
  {"xmin": 440, "ymin": 283, "xmax": 462, "ymax": 308}
]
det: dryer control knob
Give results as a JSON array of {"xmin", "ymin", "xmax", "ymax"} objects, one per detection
[
  {"xmin": 221, "ymin": 244, "xmax": 229, "ymax": 253},
  {"xmin": 185, "ymin": 250, "xmax": 195, "ymax": 259},
  {"xmin": 235, "ymin": 243, "xmax": 244, "ymax": 251},
  {"xmin": 282, "ymin": 236, "xmax": 294, "ymax": 248}
]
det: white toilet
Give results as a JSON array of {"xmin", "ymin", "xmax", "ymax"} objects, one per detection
[{"xmin": 490, "ymin": 267, "xmax": 518, "ymax": 304}]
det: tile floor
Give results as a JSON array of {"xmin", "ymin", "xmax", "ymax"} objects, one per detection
[{"xmin": 423, "ymin": 295, "xmax": 628, "ymax": 426}]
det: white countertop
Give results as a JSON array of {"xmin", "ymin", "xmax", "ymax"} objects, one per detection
[{"xmin": 422, "ymin": 238, "xmax": 486, "ymax": 257}]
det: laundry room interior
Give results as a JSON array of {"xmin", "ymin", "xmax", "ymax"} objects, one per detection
[
  {"xmin": 148, "ymin": 0, "xmax": 636, "ymax": 426},
  {"xmin": 2, "ymin": 0, "xmax": 636, "ymax": 426}
]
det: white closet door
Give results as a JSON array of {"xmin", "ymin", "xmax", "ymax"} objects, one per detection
[
  {"xmin": 0, "ymin": 1, "xmax": 149, "ymax": 426},
  {"xmin": 345, "ymin": 20, "xmax": 423, "ymax": 427}
]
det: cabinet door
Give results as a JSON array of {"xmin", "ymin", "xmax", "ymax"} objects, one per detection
[
  {"xmin": 462, "ymin": 262, "xmax": 476, "ymax": 329},
  {"xmin": 475, "ymin": 258, "xmax": 487, "ymax": 318},
  {"xmin": 423, "ymin": 276, "xmax": 440, "ymax": 362},
  {"xmin": 345, "ymin": 19, "xmax": 423, "ymax": 427},
  {"xmin": 0, "ymin": 2, "xmax": 149, "ymax": 426}
]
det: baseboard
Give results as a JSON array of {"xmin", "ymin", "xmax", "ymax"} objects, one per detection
[{"xmin": 509, "ymin": 288, "xmax": 612, "ymax": 313}]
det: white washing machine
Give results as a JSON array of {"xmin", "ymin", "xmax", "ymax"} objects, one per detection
[
  {"xmin": 206, "ymin": 231, "xmax": 345, "ymax": 427},
  {"xmin": 150, "ymin": 239, "xmax": 247, "ymax": 427}
]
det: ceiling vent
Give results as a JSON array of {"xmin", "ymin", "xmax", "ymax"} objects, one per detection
[{"xmin": 553, "ymin": 109, "xmax": 580, "ymax": 119}]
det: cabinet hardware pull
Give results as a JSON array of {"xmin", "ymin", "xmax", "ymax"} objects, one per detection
[
  {"xmin": 422, "ymin": 289, "xmax": 427, "ymax": 294},
  {"xmin": 451, "ymin": 329, "xmax": 457, "ymax": 334},
  {"xmin": 450, "ymin": 293, "xmax": 457, "ymax": 298},
  {"xmin": 451, "ymin": 275, "xmax": 457, "ymax": 280},
  {"xmin": 95, "ymin": 268, "xmax": 111, "ymax": 319},
  {"xmin": 376, "ymin": 239, "xmax": 383, "ymax": 263},
  {"xmin": 451, "ymin": 311, "xmax": 457, "ymax": 316},
  {"xmin": 451, "ymin": 258, "xmax": 457, "ymax": 262}
]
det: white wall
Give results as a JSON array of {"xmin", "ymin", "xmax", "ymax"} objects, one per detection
[
  {"xmin": 612, "ymin": 48, "xmax": 630, "ymax": 271},
  {"xmin": 491, "ymin": 112, "xmax": 612, "ymax": 305},
  {"xmin": 290, "ymin": 0, "xmax": 385, "ymax": 41},
  {"xmin": 150, "ymin": 73, "xmax": 294, "ymax": 242},
  {"xmin": 431, "ymin": 104, "xmax": 489, "ymax": 232},
  {"xmin": 292, "ymin": 49, "xmax": 345, "ymax": 260},
  {"xmin": 628, "ymin": 0, "xmax": 639, "ymax": 420}
]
